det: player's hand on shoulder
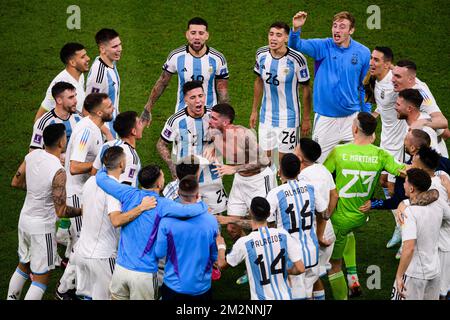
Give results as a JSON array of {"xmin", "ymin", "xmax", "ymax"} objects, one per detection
[
  {"xmin": 396, "ymin": 201, "xmax": 408, "ymax": 225},
  {"xmin": 318, "ymin": 236, "xmax": 332, "ymax": 248},
  {"xmin": 140, "ymin": 196, "xmax": 157, "ymax": 211}
]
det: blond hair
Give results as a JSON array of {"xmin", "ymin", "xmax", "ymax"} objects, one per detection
[{"xmin": 333, "ymin": 11, "xmax": 355, "ymax": 29}]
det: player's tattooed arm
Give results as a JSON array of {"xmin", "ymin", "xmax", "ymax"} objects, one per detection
[
  {"xmin": 216, "ymin": 79, "xmax": 230, "ymax": 104},
  {"xmin": 52, "ymin": 169, "xmax": 82, "ymax": 218},
  {"xmin": 156, "ymin": 138, "xmax": 177, "ymax": 179},
  {"xmin": 144, "ymin": 70, "xmax": 172, "ymax": 112},
  {"xmin": 11, "ymin": 160, "xmax": 27, "ymax": 190},
  {"xmin": 411, "ymin": 189, "xmax": 439, "ymax": 206}
]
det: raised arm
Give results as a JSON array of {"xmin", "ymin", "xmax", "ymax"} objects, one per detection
[{"xmin": 52, "ymin": 169, "xmax": 82, "ymax": 218}]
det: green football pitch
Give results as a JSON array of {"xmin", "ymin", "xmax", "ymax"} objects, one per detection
[{"xmin": 1, "ymin": 0, "xmax": 449, "ymax": 300}]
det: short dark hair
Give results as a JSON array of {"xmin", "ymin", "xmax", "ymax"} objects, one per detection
[
  {"xmin": 102, "ymin": 146, "xmax": 125, "ymax": 171},
  {"xmin": 269, "ymin": 21, "xmax": 290, "ymax": 35},
  {"xmin": 396, "ymin": 59, "xmax": 417, "ymax": 72},
  {"xmin": 51, "ymin": 81, "xmax": 76, "ymax": 100},
  {"xmin": 113, "ymin": 111, "xmax": 138, "ymax": 139},
  {"xmin": 178, "ymin": 175, "xmax": 199, "ymax": 199},
  {"xmin": 187, "ymin": 17, "xmax": 208, "ymax": 30},
  {"xmin": 374, "ymin": 46, "xmax": 394, "ymax": 63},
  {"xmin": 176, "ymin": 162, "xmax": 200, "ymax": 180},
  {"xmin": 182, "ymin": 80, "xmax": 204, "ymax": 95},
  {"xmin": 299, "ymin": 138, "xmax": 322, "ymax": 162},
  {"xmin": 398, "ymin": 89, "xmax": 423, "ymax": 110},
  {"xmin": 417, "ymin": 146, "xmax": 440, "ymax": 170},
  {"xmin": 211, "ymin": 103, "xmax": 235, "ymax": 124},
  {"xmin": 406, "ymin": 168, "xmax": 431, "ymax": 193},
  {"xmin": 357, "ymin": 112, "xmax": 377, "ymax": 136},
  {"xmin": 138, "ymin": 165, "xmax": 161, "ymax": 189},
  {"xmin": 410, "ymin": 129, "xmax": 431, "ymax": 148},
  {"xmin": 250, "ymin": 197, "xmax": 271, "ymax": 222},
  {"xmin": 43, "ymin": 123, "xmax": 66, "ymax": 148},
  {"xmin": 60, "ymin": 42, "xmax": 85, "ymax": 65},
  {"xmin": 280, "ymin": 153, "xmax": 301, "ymax": 179},
  {"xmin": 83, "ymin": 93, "xmax": 109, "ymax": 113},
  {"xmin": 95, "ymin": 28, "xmax": 119, "ymax": 45}
]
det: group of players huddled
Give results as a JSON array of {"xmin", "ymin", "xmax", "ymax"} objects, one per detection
[{"xmin": 6, "ymin": 10, "xmax": 450, "ymax": 301}]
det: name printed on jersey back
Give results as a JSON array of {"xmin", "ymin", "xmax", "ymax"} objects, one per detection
[
  {"xmin": 250, "ymin": 234, "xmax": 282, "ymax": 249},
  {"xmin": 342, "ymin": 153, "xmax": 379, "ymax": 164},
  {"xmin": 283, "ymin": 185, "xmax": 309, "ymax": 198}
]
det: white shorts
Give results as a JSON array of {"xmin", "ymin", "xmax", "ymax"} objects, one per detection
[
  {"xmin": 18, "ymin": 228, "xmax": 57, "ymax": 274},
  {"xmin": 227, "ymin": 167, "xmax": 275, "ymax": 216},
  {"xmin": 439, "ymin": 250, "xmax": 450, "ymax": 297},
  {"xmin": 289, "ymin": 273, "xmax": 307, "ymax": 300},
  {"xmin": 67, "ymin": 194, "xmax": 83, "ymax": 256},
  {"xmin": 258, "ymin": 122, "xmax": 298, "ymax": 153},
  {"xmin": 74, "ymin": 254, "xmax": 116, "ymax": 300},
  {"xmin": 312, "ymin": 112, "xmax": 357, "ymax": 163},
  {"xmin": 199, "ymin": 180, "xmax": 228, "ymax": 214},
  {"xmin": 319, "ymin": 220, "xmax": 336, "ymax": 277},
  {"xmin": 110, "ymin": 264, "xmax": 158, "ymax": 300},
  {"xmin": 391, "ymin": 274, "xmax": 440, "ymax": 300},
  {"xmin": 304, "ymin": 265, "xmax": 321, "ymax": 298}
]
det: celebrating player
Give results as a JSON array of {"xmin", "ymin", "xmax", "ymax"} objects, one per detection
[
  {"xmin": 289, "ymin": 11, "xmax": 371, "ymax": 162},
  {"xmin": 323, "ymin": 112, "xmax": 406, "ymax": 300},
  {"xmin": 250, "ymin": 21, "xmax": 311, "ymax": 166},
  {"xmin": 86, "ymin": 28, "xmax": 122, "ymax": 140},
  {"xmin": 141, "ymin": 17, "xmax": 229, "ymax": 125}
]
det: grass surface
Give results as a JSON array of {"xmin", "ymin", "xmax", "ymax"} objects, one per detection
[{"xmin": 0, "ymin": 0, "xmax": 449, "ymax": 300}]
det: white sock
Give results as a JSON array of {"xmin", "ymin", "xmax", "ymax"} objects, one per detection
[
  {"xmin": 58, "ymin": 262, "xmax": 76, "ymax": 293},
  {"xmin": 7, "ymin": 268, "xmax": 29, "ymax": 300},
  {"xmin": 313, "ymin": 290, "xmax": 325, "ymax": 300},
  {"xmin": 24, "ymin": 282, "xmax": 46, "ymax": 300}
]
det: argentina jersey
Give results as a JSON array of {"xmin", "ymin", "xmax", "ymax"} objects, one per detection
[
  {"xmin": 254, "ymin": 46, "xmax": 310, "ymax": 128},
  {"xmin": 160, "ymin": 107, "xmax": 220, "ymax": 184},
  {"xmin": 86, "ymin": 56, "xmax": 120, "ymax": 137},
  {"xmin": 227, "ymin": 227, "xmax": 302, "ymax": 300},
  {"xmin": 163, "ymin": 45, "xmax": 229, "ymax": 111},
  {"xmin": 93, "ymin": 139, "xmax": 141, "ymax": 187},
  {"xmin": 30, "ymin": 109, "xmax": 81, "ymax": 149},
  {"xmin": 267, "ymin": 180, "xmax": 320, "ymax": 268}
]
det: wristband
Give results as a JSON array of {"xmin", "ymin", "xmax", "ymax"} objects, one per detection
[{"xmin": 218, "ymin": 244, "xmax": 226, "ymax": 251}]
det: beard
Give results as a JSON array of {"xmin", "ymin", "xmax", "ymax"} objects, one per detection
[
  {"xmin": 189, "ymin": 43, "xmax": 205, "ymax": 53},
  {"xmin": 102, "ymin": 113, "xmax": 113, "ymax": 122}
]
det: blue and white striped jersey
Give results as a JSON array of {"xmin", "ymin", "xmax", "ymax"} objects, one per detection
[
  {"xmin": 226, "ymin": 227, "xmax": 302, "ymax": 300},
  {"xmin": 163, "ymin": 45, "xmax": 229, "ymax": 111},
  {"xmin": 254, "ymin": 46, "xmax": 310, "ymax": 128},
  {"xmin": 86, "ymin": 56, "xmax": 120, "ymax": 138},
  {"xmin": 93, "ymin": 139, "xmax": 141, "ymax": 187},
  {"xmin": 30, "ymin": 109, "xmax": 81, "ymax": 149},
  {"xmin": 160, "ymin": 107, "xmax": 220, "ymax": 184},
  {"xmin": 266, "ymin": 179, "xmax": 327, "ymax": 268}
]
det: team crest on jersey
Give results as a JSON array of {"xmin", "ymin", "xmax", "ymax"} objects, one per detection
[
  {"xmin": 351, "ymin": 54, "xmax": 358, "ymax": 65},
  {"xmin": 33, "ymin": 134, "xmax": 42, "ymax": 144},
  {"xmin": 208, "ymin": 66, "xmax": 213, "ymax": 74},
  {"xmin": 381, "ymin": 90, "xmax": 385, "ymax": 99},
  {"xmin": 283, "ymin": 67, "xmax": 289, "ymax": 74}
]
